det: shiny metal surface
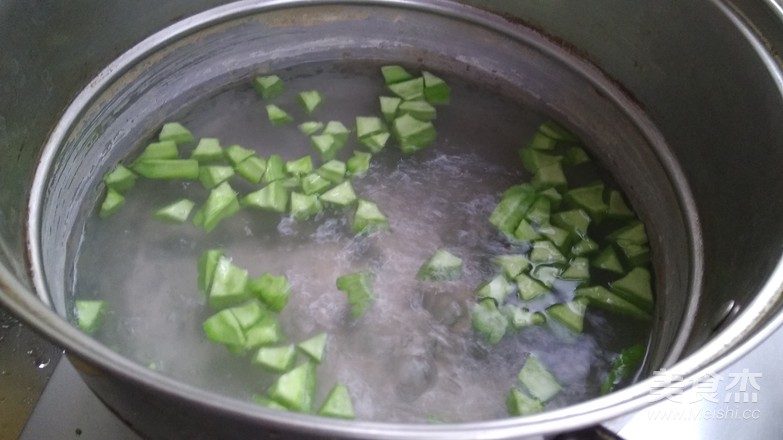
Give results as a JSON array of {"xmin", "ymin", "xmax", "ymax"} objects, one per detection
[{"xmin": 1, "ymin": 0, "xmax": 783, "ymax": 439}]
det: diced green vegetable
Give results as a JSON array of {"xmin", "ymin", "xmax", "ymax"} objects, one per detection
[
  {"xmin": 298, "ymin": 121, "xmax": 324, "ymax": 136},
  {"xmin": 615, "ymin": 240, "xmax": 651, "ymax": 268},
  {"xmin": 282, "ymin": 176, "xmax": 302, "ymax": 190},
  {"xmin": 417, "ymin": 249, "xmax": 462, "ymax": 281},
  {"xmin": 538, "ymin": 187, "xmax": 563, "ymax": 210},
  {"xmin": 515, "ymin": 273, "xmax": 549, "ymax": 301},
  {"xmin": 285, "ymin": 155, "xmax": 313, "ymax": 176},
  {"xmin": 224, "ymin": 145, "xmax": 256, "ymax": 167},
  {"xmin": 529, "ymin": 241, "xmax": 566, "ymax": 264},
  {"xmin": 319, "ymin": 181, "xmax": 357, "ymax": 206},
  {"xmin": 253, "ymin": 345, "xmax": 297, "ymax": 373},
  {"xmin": 551, "ymin": 209, "xmax": 591, "ymax": 238},
  {"xmin": 392, "ymin": 114, "xmax": 436, "ymax": 154},
  {"xmin": 297, "ymin": 332, "xmax": 328, "ymax": 363},
  {"xmin": 311, "ymin": 134, "xmax": 343, "ymax": 162},
  {"xmin": 379, "ymin": 96, "xmax": 402, "ymax": 122},
  {"xmin": 388, "ymin": 77, "xmax": 424, "ymax": 101},
  {"xmin": 318, "ymin": 384, "xmax": 355, "ymax": 419},
  {"xmin": 298, "ymin": 90, "xmax": 324, "ymax": 113},
  {"xmin": 475, "ymin": 275, "xmax": 514, "ymax": 304},
  {"xmin": 471, "ymin": 299, "xmax": 508, "ymax": 345},
  {"xmin": 610, "ymin": 267, "xmax": 653, "ymax": 311},
  {"xmin": 199, "ymin": 165, "xmax": 235, "ymax": 189},
  {"xmin": 132, "ymin": 159, "xmax": 199, "ymax": 180},
  {"xmin": 607, "ymin": 220, "xmax": 648, "ymax": 245},
  {"xmin": 99, "ymin": 189, "xmax": 125, "ymax": 218},
  {"xmin": 489, "ymin": 184, "xmax": 537, "ymax": 236},
  {"xmin": 190, "ymin": 138, "xmax": 224, "ymax": 162},
  {"xmin": 336, "ymin": 271, "xmax": 375, "ymax": 318},
  {"xmin": 153, "ymin": 198, "xmax": 195, "ymax": 224},
  {"xmin": 235, "ymin": 156, "xmax": 267, "ymax": 184},
  {"xmin": 397, "ymin": 100, "xmax": 437, "ymax": 121},
  {"xmin": 253, "ymin": 395, "xmax": 290, "ymax": 411},
  {"xmin": 525, "ymin": 196, "xmax": 551, "ymax": 225},
  {"xmin": 601, "ymin": 344, "xmax": 645, "ymax": 394},
  {"xmin": 547, "ymin": 298, "xmax": 588, "ymax": 333},
  {"xmin": 528, "ymin": 133, "xmax": 557, "ymax": 151},
  {"xmin": 531, "ymin": 265, "xmax": 561, "ymax": 288},
  {"xmin": 103, "ymin": 164, "xmax": 137, "ymax": 193},
  {"xmin": 197, "ymin": 249, "xmax": 224, "ymax": 294},
  {"xmin": 244, "ymin": 315, "xmax": 283, "ymax": 349},
  {"xmin": 518, "ymin": 354, "xmax": 561, "ymax": 402},
  {"xmin": 575, "ymin": 286, "xmax": 652, "ymax": 321},
  {"xmin": 316, "ymin": 160, "xmax": 346, "ymax": 183},
  {"xmin": 359, "ymin": 132, "xmax": 390, "ymax": 153},
  {"xmin": 501, "ymin": 305, "xmax": 546, "ymax": 330},
  {"xmin": 531, "ymin": 162, "xmax": 567, "ymax": 190},
  {"xmin": 591, "ymin": 246, "xmax": 624, "ymax": 274},
  {"xmin": 203, "ymin": 308, "xmax": 246, "ymax": 347},
  {"xmin": 519, "ymin": 147, "xmax": 563, "ymax": 174},
  {"xmin": 290, "ymin": 192, "xmax": 323, "ymax": 221},
  {"xmin": 561, "ymin": 257, "xmax": 590, "ymax": 283},
  {"xmin": 606, "ymin": 190, "xmax": 635, "ymax": 220},
  {"xmin": 570, "ymin": 238, "xmax": 600, "ymax": 257},
  {"xmin": 134, "ymin": 140, "xmax": 179, "ymax": 163},
  {"xmin": 267, "ymin": 362, "xmax": 317, "ymax": 413},
  {"xmin": 248, "ymin": 273, "xmax": 291, "ymax": 312},
  {"xmin": 300, "ymin": 173, "xmax": 332, "ymax": 196},
  {"xmin": 266, "ymin": 104, "xmax": 294, "ymax": 126},
  {"xmin": 242, "ymin": 180, "xmax": 289, "ymax": 213},
  {"xmin": 493, "ymin": 255, "xmax": 531, "ymax": 279},
  {"xmin": 208, "ymin": 256, "xmax": 249, "ymax": 309},
  {"xmin": 75, "ymin": 300, "xmax": 106, "ymax": 333},
  {"xmin": 565, "ymin": 183, "xmax": 608, "ymax": 221},
  {"xmin": 263, "ymin": 154, "xmax": 286, "ymax": 183},
  {"xmin": 422, "ymin": 71, "xmax": 450, "ymax": 105},
  {"xmin": 538, "ymin": 120, "xmax": 579, "ymax": 142},
  {"xmin": 346, "ymin": 151, "xmax": 372, "ymax": 178},
  {"xmin": 193, "ymin": 182, "xmax": 240, "ymax": 232},
  {"xmin": 563, "ymin": 146, "xmax": 590, "ymax": 166},
  {"xmin": 507, "ymin": 388, "xmax": 543, "ymax": 417},
  {"xmin": 537, "ymin": 224, "xmax": 571, "ymax": 251},
  {"xmin": 381, "ymin": 65, "xmax": 414, "ymax": 84},
  {"xmin": 253, "ymin": 75, "xmax": 284, "ymax": 99},
  {"xmin": 159, "ymin": 122, "xmax": 194, "ymax": 145},
  {"xmin": 352, "ymin": 199, "xmax": 389, "ymax": 234},
  {"xmin": 355, "ymin": 116, "xmax": 387, "ymax": 139},
  {"xmin": 228, "ymin": 300, "xmax": 267, "ymax": 330}
]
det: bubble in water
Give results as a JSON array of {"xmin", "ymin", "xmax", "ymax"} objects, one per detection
[{"xmin": 36, "ymin": 357, "xmax": 51, "ymax": 369}]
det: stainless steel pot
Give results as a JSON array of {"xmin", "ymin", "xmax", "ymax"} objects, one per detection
[{"xmin": 2, "ymin": 1, "xmax": 783, "ymax": 438}]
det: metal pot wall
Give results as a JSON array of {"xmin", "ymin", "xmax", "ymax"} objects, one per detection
[{"xmin": 2, "ymin": 1, "xmax": 783, "ymax": 439}]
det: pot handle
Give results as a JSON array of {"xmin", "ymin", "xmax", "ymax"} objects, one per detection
[{"xmin": 552, "ymin": 425, "xmax": 625, "ymax": 440}]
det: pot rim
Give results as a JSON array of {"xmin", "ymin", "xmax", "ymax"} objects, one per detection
[{"xmin": 4, "ymin": 0, "xmax": 783, "ymax": 438}]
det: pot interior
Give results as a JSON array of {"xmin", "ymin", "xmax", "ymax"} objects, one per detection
[{"xmin": 29, "ymin": 0, "xmax": 695, "ymax": 430}]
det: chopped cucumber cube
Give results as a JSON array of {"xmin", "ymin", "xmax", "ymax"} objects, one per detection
[
  {"xmin": 493, "ymin": 254, "xmax": 531, "ymax": 279},
  {"xmin": 501, "ymin": 305, "xmax": 546, "ymax": 330},
  {"xmin": 561, "ymin": 257, "xmax": 590, "ymax": 282},
  {"xmin": 563, "ymin": 146, "xmax": 590, "ymax": 166},
  {"xmin": 301, "ymin": 173, "xmax": 332, "ymax": 195},
  {"xmin": 134, "ymin": 140, "xmax": 179, "ymax": 163},
  {"xmin": 235, "ymin": 156, "xmax": 267, "ymax": 184},
  {"xmin": 263, "ymin": 154, "xmax": 287, "ymax": 183},
  {"xmin": 316, "ymin": 160, "xmax": 346, "ymax": 183},
  {"xmin": 248, "ymin": 273, "xmax": 291, "ymax": 312},
  {"xmin": 346, "ymin": 151, "xmax": 372, "ymax": 177},
  {"xmin": 388, "ymin": 77, "xmax": 424, "ymax": 100},
  {"xmin": 198, "ymin": 165, "xmax": 235, "ymax": 189},
  {"xmin": 203, "ymin": 309, "xmax": 246, "ymax": 347},
  {"xmin": 551, "ymin": 209, "xmax": 591, "ymax": 238},
  {"xmin": 285, "ymin": 155, "xmax": 313, "ymax": 176},
  {"xmin": 607, "ymin": 220, "xmax": 648, "ymax": 245},
  {"xmin": 507, "ymin": 388, "xmax": 543, "ymax": 416},
  {"xmin": 190, "ymin": 138, "xmax": 223, "ymax": 162},
  {"xmin": 290, "ymin": 192, "xmax": 323, "ymax": 221},
  {"xmin": 253, "ymin": 395, "xmax": 289, "ymax": 411},
  {"xmin": 417, "ymin": 249, "xmax": 463, "ymax": 281},
  {"xmin": 75, "ymin": 300, "xmax": 106, "ymax": 333},
  {"xmin": 267, "ymin": 362, "xmax": 317, "ymax": 413},
  {"xmin": 515, "ymin": 273, "xmax": 549, "ymax": 301},
  {"xmin": 352, "ymin": 199, "xmax": 389, "ymax": 234},
  {"xmin": 224, "ymin": 145, "xmax": 256, "ymax": 166},
  {"xmin": 99, "ymin": 189, "xmax": 125, "ymax": 218},
  {"xmin": 253, "ymin": 75, "xmax": 284, "ymax": 99},
  {"xmin": 591, "ymin": 246, "xmax": 624, "ymax": 274},
  {"xmin": 103, "ymin": 164, "xmax": 137, "ymax": 193},
  {"xmin": 311, "ymin": 134, "xmax": 343, "ymax": 162},
  {"xmin": 392, "ymin": 114, "xmax": 436, "ymax": 154},
  {"xmin": 607, "ymin": 190, "xmax": 635, "ymax": 219},
  {"xmin": 297, "ymin": 90, "xmax": 324, "ymax": 113},
  {"xmin": 158, "ymin": 122, "xmax": 193, "ymax": 145},
  {"xmin": 253, "ymin": 345, "xmax": 297, "ymax": 373},
  {"xmin": 531, "ymin": 162, "xmax": 567, "ymax": 190},
  {"xmin": 538, "ymin": 224, "xmax": 571, "ymax": 251},
  {"xmin": 153, "ymin": 198, "xmax": 195, "ymax": 224},
  {"xmin": 471, "ymin": 299, "xmax": 508, "ymax": 345},
  {"xmin": 242, "ymin": 180, "xmax": 289, "ymax": 213},
  {"xmin": 519, "ymin": 147, "xmax": 563, "ymax": 173},
  {"xmin": 297, "ymin": 333, "xmax": 327, "ymax": 363},
  {"xmin": 528, "ymin": 133, "xmax": 558, "ymax": 151},
  {"xmin": 571, "ymin": 237, "xmax": 600, "ymax": 257},
  {"xmin": 518, "ymin": 354, "xmax": 561, "ymax": 402},
  {"xmin": 336, "ymin": 271, "xmax": 375, "ymax": 318},
  {"xmin": 531, "ymin": 265, "xmax": 561, "ymax": 288},
  {"xmin": 132, "ymin": 159, "xmax": 199, "ymax": 180},
  {"xmin": 266, "ymin": 104, "xmax": 293, "ymax": 126},
  {"xmin": 547, "ymin": 298, "xmax": 588, "ymax": 333},
  {"xmin": 379, "ymin": 96, "xmax": 402, "ymax": 122},
  {"xmin": 323, "ymin": 120, "xmax": 351, "ymax": 145},
  {"xmin": 381, "ymin": 65, "xmax": 413, "ymax": 84},
  {"xmin": 538, "ymin": 187, "xmax": 563, "ymax": 209},
  {"xmin": 298, "ymin": 121, "xmax": 324, "ymax": 136},
  {"xmin": 475, "ymin": 275, "xmax": 515, "ymax": 304},
  {"xmin": 318, "ymin": 384, "xmax": 355, "ymax": 419},
  {"xmin": 398, "ymin": 100, "xmax": 436, "ymax": 121},
  {"xmin": 422, "ymin": 71, "xmax": 450, "ymax": 105},
  {"xmin": 575, "ymin": 286, "xmax": 652, "ymax": 321},
  {"xmin": 355, "ymin": 116, "xmax": 387, "ymax": 139},
  {"xmin": 197, "ymin": 249, "xmax": 224, "ymax": 294},
  {"xmin": 525, "ymin": 196, "xmax": 551, "ymax": 225},
  {"xmin": 193, "ymin": 182, "xmax": 240, "ymax": 232},
  {"xmin": 529, "ymin": 240, "xmax": 566, "ymax": 264},
  {"xmin": 601, "ymin": 344, "xmax": 645, "ymax": 394},
  {"xmin": 319, "ymin": 181, "xmax": 357, "ymax": 206},
  {"xmin": 489, "ymin": 184, "xmax": 537, "ymax": 236},
  {"xmin": 244, "ymin": 315, "xmax": 283, "ymax": 349},
  {"xmin": 539, "ymin": 120, "xmax": 579, "ymax": 142},
  {"xmin": 208, "ymin": 256, "xmax": 249, "ymax": 309},
  {"xmin": 615, "ymin": 240, "xmax": 651, "ymax": 268},
  {"xmin": 359, "ymin": 132, "xmax": 390, "ymax": 153},
  {"xmin": 610, "ymin": 267, "xmax": 653, "ymax": 311},
  {"xmin": 228, "ymin": 300, "xmax": 267, "ymax": 330},
  {"xmin": 565, "ymin": 183, "xmax": 608, "ymax": 221}
]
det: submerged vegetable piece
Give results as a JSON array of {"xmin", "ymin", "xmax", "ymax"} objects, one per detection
[
  {"xmin": 198, "ymin": 165, "xmax": 235, "ymax": 189},
  {"xmin": 193, "ymin": 182, "xmax": 240, "ymax": 232},
  {"xmin": 298, "ymin": 90, "xmax": 324, "ymax": 113},
  {"xmin": 528, "ymin": 132, "xmax": 557, "ymax": 151},
  {"xmin": 159, "ymin": 122, "xmax": 194, "ymax": 145},
  {"xmin": 515, "ymin": 273, "xmax": 549, "ymax": 301},
  {"xmin": 253, "ymin": 395, "xmax": 289, "ymax": 411},
  {"xmin": 235, "ymin": 156, "xmax": 267, "ymax": 184},
  {"xmin": 565, "ymin": 183, "xmax": 608, "ymax": 221},
  {"xmin": 75, "ymin": 300, "xmax": 106, "ymax": 333},
  {"xmin": 471, "ymin": 299, "xmax": 508, "ymax": 345},
  {"xmin": 336, "ymin": 271, "xmax": 375, "ymax": 318},
  {"xmin": 263, "ymin": 154, "xmax": 287, "ymax": 184},
  {"xmin": 253, "ymin": 75, "xmax": 284, "ymax": 99},
  {"xmin": 381, "ymin": 65, "xmax": 413, "ymax": 85},
  {"xmin": 243, "ymin": 315, "xmax": 284, "ymax": 349},
  {"xmin": 606, "ymin": 190, "xmax": 635, "ymax": 219},
  {"xmin": 575, "ymin": 286, "xmax": 651, "ymax": 321},
  {"xmin": 132, "ymin": 159, "xmax": 199, "ymax": 180},
  {"xmin": 224, "ymin": 144, "xmax": 256, "ymax": 167},
  {"xmin": 359, "ymin": 132, "xmax": 390, "ymax": 153},
  {"xmin": 311, "ymin": 134, "xmax": 343, "ymax": 162},
  {"xmin": 507, "ymin": 388, "xmax": 543, "ymax": 417},
  {"xmin": 203, "ymin": 309, "xmax": 246, "ymax": 347},
  {"xmin": 601, "ymin": 344, "xmax": 645, "ymax": 394},
  {"xmin": 379, "ymin": 96, "xmax": 402, "ymax": 122},
  {"xmin": 318, "ymin": 384, "xmax": 355, "ymax": 420},
  {"xmin": 547, "ymin": 298, "xmax": 588, "ymax": 333},
  {"xmin": 392, "ymin": 114, "xmax": 436, "ymax": 154},
  {"xmin": 285, "ymin": 155, "xmax": 314, "ymax": 176},
  {"xmin": 610, "ymin": 267, "xmax": 653, "ymax": 311},
  {"xmin": 103, "ymin": 164, "xmax": 137, "ymax": 193},
  {"xmin": 538, "ymin": 225, "xmax": 571, "ymax": 251},
  {"xmin": 290, "ymin": 192, "xmax": 323, "ymax": 221},
  {"xmin": 571, "ymin": 237, "xmax": 600, "ymax": 257},
  {"xmin": 398, "ymin": 100, "xmax": 437, "ymax": 121},
  {"xmin": 560, "ymin": 257, "xmax": 590, "ymax": 283},
  {"xmin": 422, "ymin": 71, "xmax": 450, "ymax": 105},
  {"xmin": 242, "ymin": 180, "xmax": 289, "ymax": 213},
  {"xmin": 489, "ymin": 184, "xmax": 537, "ymax": 237},
  {"xmin": 301, "ymin": 173, "xmax": 332, "ymax": 196},
  {"xmin": 208, "ymin": 256, "xmax": 249, "ymax": 309},
  {"xmin": 190, "ymin": 138, "xmax": 223, "ymax": 162},
  {"xmin": 475, "ymin": 275, "xmax": 515, "ymax": 305},
  {"xmin": 493, "ymin": 254, "xmax": 531, "ymax": 279},
  {"xmin": 266, "ymin": 104, "xmax": 294, "ymax": 126},
  {"xmin": 538, "ymin": 120, "xmax": 579, "ymax": 142},
  {"xmin": 518, "ymin": 354, "xmax": 561, "ymax": 402},
  {"xmin": 248, "ymin": 273, "xmax": 291, "ymax": 313},
  {"xmin": 591, "ymin": 246, "xmax": 624, "ymax": 274},
  {"xmin": 352, "ymin": 199, "xmax": 389, "ymax": 234},
  {"xmin": 615, "ymin": 240, "xmax": 651, "ymax": 268},
  {"xmin": 531, "ymin": 162, "xmax": 567, "ymax": 190},
  {"xmin": 319, "ymin": 181, "xmax": 357, "ymax": 207},
  {"xmin": 99, "ymin": 189, "xmax": 125, "ymax": 218},
  {"xmin": 388, "ymin": 77, "xmax": 424, "ymax": 101},
  {"xmin": 134, "ymin": 140, "xmax": 179, "ymax": 163},
  {"xmin": 501, "ymin": 305, "xmax": 546, "ymax": 330},
  {"xmin": 551, "ymin": 209, "xmax": 591, "ymax": 238},
  {"xmin": 529, "ymin": 241, "xmax": 566, "ymax": 265},
  {"xmin": 525, "ymin": 196, "xmax": 551, "ymax": 226},
  {"xmin": 531, "ymin": 265, "xmax": 561, "ymax": 288},
  {"xmin": 417, "ymin": 249, "xmax": 463, "ymax": 281},
  {"xmin": 153, "ymin": 198, "xmax": 195, "ymax": 224},
  {"xmin": 317, "ymin": 160, "xmax": 346, "ymax": 183},
  {"xmin": 253, "ymin": 345, "xmax": 297, "ymax": 373},
  {"xmin": 346, "ymin": 151, "xmax": 371, "ymax": 177},
  {"xmin": 563, "ymin": 146, "xmax": 590, "ymax": 166},
  {"xmin": 519, "ymin": 147, "xmax": 563, "ymax": 174},
  {"xmin": 197, "ymin": 249, "xmax": 224, "ymax": 294},
  {"xmin": 608, "ymin": 221, "xmax": 649, "ymax": 245},
  {"xmin": 228, "ymin": 300, "xmax": 267, "ymax": 330},
  {"xmin": 297, "ymin": 333, "xmax": 327, "ymax": 363},
  {"xmin": 267, "ymin": 362, "xmax": 317, "ymax": 413},
  {"xmin": 355, "ymin": 116, "xmax": 387, "ymax": 139},
  {"xmin": 298, "ymin": 121, "xmax": 325, "ymax": 136},
  {"xmin": 513, "ymin": 219, "xmax": 541, "ymax": 243}
]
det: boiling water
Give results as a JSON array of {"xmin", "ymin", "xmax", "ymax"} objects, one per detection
[{"xmin": 70, "ymin": 62, "xmax": 651, "ymax": 422}]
